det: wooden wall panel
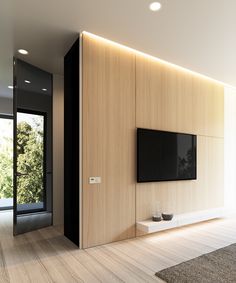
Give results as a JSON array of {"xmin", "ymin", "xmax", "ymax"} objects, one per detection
[
  {"xmin": 136, "ymin": 55, "xmax": 224, "ymax": 137},
  {"xmin": 176, "ymin": 71, "xmax": 193, "ymax": 134},
  {"xmin": 136, "ymin": 54, "xmax": 224, "ymax": 223},
  {"xmin": 192, "ymin": 78, "xmax": 224, "ymax": 137},
  {"xmin": 82, "ymin": 34, "xmax": 224, "ymax": 246},
  {"xmin": 224, "ymin": 87, "xmax": 236, "ymax": 208},
  {"xmin": 136, "ymin": 57, "xmax": 178, "ymax": 132},
  {"xmin": 82, "ymin": 35, "xmax": 136, "ymax": 248}
]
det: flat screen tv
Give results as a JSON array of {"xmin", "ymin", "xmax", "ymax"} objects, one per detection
[{"xmin": 137, "ymin": 128, "xmax": 197, "ymax": 182}]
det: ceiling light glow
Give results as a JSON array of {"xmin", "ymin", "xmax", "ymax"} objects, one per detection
[
  {"xmin": 8, "ymin": 85, "xmax": 13, "ymax": 89},
  {"xmin": 82, "ymin": 31, "xmax": 236, "ymax": 88},
  {"xmin": 149, "ymin": 2, "xmax": 162, "ymax": 11},
  {"xmin": 42, "ymin": 88, "xmax": 47, "ymax": 91},
  {"xmin": 24, "ymin": 80, "xmax": 31, "ymax": 84},
  {"xmin": 18, "ymin": 49, "xmax": 28, "ymax": 55}
]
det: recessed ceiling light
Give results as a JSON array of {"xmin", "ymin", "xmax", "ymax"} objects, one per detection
[
  {"xmin": 149, "ymin": 2, "xmax": 162, "ymax": 11},
  {"xmin": 42, "ymin": 88, "xmax": 47, "ymax": 91},
  {"xmin": 18, "ymin": 49, "xmax": 28, "ymax": 55},
  {"xmin": 8, "ymin": 85, "xmax": 13, "ymax": 89},
  {"xmin": 24, "ymin": 80, "xmax": 31, "ymax": 84}
]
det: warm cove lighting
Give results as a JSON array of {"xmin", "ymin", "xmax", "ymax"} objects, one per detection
[
  {"xmin": 82, "ymin": 31, "xmax": 235, "ymax": 88},
  {"xmin": 149, "ymin": 2, "xmax": 162, "ymax": 11},
  {"xmin": 18, "ymin": 49, "xmax": 28, "ymax": 55}
]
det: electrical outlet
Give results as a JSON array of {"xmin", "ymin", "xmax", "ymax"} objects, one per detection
[{"xmin": 89, "ymin": 177, "xmax": 102, "ymax": 184}]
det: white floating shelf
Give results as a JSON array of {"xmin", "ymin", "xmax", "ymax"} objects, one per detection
[{"xmin": 136, "ymin": 207, "xmax": 225, "ymax": 234}]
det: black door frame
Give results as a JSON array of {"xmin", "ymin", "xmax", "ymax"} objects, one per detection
[
  {"xmin": 0, "ymin": 114, "xmax": 14, "ymax": 211},
  {"xmin": 64, "ymin": 37, "xmax": 80, "ymax": 247}
]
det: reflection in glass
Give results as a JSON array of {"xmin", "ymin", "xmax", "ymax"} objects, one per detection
[
  {"xmin": 177, "ymin": 135, "xmax": 194, "ymax": 179},
  {"xmin": 16, "ymin": 111, "xmax": 45, "ymax": 212}
]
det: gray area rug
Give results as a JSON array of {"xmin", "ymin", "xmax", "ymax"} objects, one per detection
[{"xmin": 155, "ymin": 243, "xmax": 236, "ymax": 283}]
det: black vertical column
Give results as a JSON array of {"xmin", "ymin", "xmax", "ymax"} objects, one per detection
[{"xmin": 64, "ymin": 37, "xmax": 80, "ymax": 246}]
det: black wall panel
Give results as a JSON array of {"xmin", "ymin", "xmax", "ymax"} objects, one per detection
[{"xmin": 64, "ymin": 37, "xmax": 80, "ymax": 246}]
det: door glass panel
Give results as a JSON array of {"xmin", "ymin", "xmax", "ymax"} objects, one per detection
[
  {"xmin": 0, "ymin": 117, "xmax": 13, "ymax": 210},
  {"xmin": 16, "ymin": 111, "xmax": 45, "ymax": 214},
  {"xmin": 13, "ymin": 58, "xmax": 52, "ymax": 235}
]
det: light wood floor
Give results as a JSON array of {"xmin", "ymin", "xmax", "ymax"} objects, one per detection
[{"xmin": 1, "ymin": 211, "xmax": 236, "ymax": 282}]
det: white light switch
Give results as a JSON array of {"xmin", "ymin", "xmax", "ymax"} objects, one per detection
[{"xmin": 89, "ymin": 177, "xmax": 102, "ymax": 184}]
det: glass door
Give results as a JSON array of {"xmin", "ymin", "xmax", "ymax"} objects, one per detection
[
  {"xmin": 16, "ymin": 110, "xmax": 46, "ymax": 214},
  {"xmin": 13, "ymin": 58, "xmax": 52, "ymax": 235}
]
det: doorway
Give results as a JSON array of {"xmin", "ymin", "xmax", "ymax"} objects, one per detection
[
  {"xmin": 16, "ymin": 110, "xmax": 46, "ymax": 214},
  {"xmin": 13, "ymin": 58, "xmax": 53, "ymax": 235}
]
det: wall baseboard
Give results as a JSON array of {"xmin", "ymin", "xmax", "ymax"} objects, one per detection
[{"xmin": 136, "ymin": 207, "xmax": 225, "ymax": 234}]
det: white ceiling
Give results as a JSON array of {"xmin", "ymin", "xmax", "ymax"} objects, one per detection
[{"xmin": 1, "ymin": 0, "xmax": 236, "ymax": 98}]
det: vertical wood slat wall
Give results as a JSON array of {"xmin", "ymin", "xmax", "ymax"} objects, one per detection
[
  {"xmin": 82, "ymin": 33, "xmax": 224, "ymax": 248},
  {"xmin": 135, "ymin": 55, "xmax": 224, "ymax": 225},
  {"xmin": 82, "ymin": 35, "xmax": 136, "ymax": 248}
]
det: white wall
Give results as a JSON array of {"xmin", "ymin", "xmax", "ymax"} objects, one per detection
[
  {"xmin": 224, "ymin": 86, "xmax": 236, "ymax": 210},
  {"xmin": 0, "ymin": 97, "xmax": 13, "ymax": 115},
  {"xmin": 53, "ymin": 74, "xmax": 64, "ymax": 226}
]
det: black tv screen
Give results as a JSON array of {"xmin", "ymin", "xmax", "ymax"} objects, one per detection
[{"xmin": 137, "ymin": 128, "xmax": 197, "ymax": 182}]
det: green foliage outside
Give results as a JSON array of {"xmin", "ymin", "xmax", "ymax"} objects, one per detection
[
  {"xmin": 0, "ymin": 117, "xmax": 44, "ymax": 204},
  {"xmin": 17, "ymin": 120, "xmax": 44, "ymax": 204},
  {"xmin": 0, "ymin": 130, "xmax": 13, "ymax": 199}
]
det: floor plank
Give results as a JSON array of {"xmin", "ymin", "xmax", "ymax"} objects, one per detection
[{"xmin": 0, "ymin": 211, "xmax": 236, "ymax": 282}]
